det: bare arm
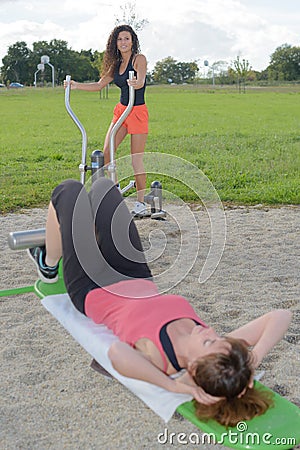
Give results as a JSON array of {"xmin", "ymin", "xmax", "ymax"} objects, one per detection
[
  {"xmin": 227, "ymin": 309, "xmax": 292, "ymax": 367},
  {"xmin": 128, "ymin": 54, "xmax": 147, "ymax": 90},
  {"xmin": 64, "ymin": 74, "xmax": 113, "ymax": 92},
  {"xmin": 108, "ymin": 341, "xmax": 215, "ymax": 403},
  {"xmin": 109, "ymin": 341, "xmax": 181, "ymax": 392}
]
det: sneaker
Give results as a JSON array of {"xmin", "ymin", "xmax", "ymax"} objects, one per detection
[
  {"xmin": 27, "ymin": 246, "xmax": 59, "ymax": 283},
  {"xmin": 131, "ymin": 201, "xmax": 151, "ymax": 218}
]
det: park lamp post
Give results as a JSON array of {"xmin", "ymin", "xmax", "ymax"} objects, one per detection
[
  {"xmin": 34, "ymin": 63, "xmax": 44, "ymax": 87},
  {"xmin": 41, "ymin": 55, "xmax": 55, "ymax": 88},
  {"xmin": 204, "ymin": 60, "xmax": 215, "ymax": 86},
  {"xmin": 34, "ymin": 55, "xmax": 55, "ymax": 88}
]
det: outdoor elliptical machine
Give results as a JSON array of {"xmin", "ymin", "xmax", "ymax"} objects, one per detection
[
  {"xmin": 64, "ymin": 71, "xmax": 166, "ymax": 219},
  {"xmin": 8, "ymin": 72, "xmax": 166, "ymax": 252}
]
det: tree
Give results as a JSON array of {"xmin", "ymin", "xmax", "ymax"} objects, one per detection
[
  {"xmin": 209, "ymin": 60, "xmax": 229, "ymax": 85},
  {"xmin": 227, "ymin": 67, "xmax": 237, "ymax": 85},
  {"xmin": 66, "ymin": 50, "xmax": 99, "ymax": 82},
  {"xmin": 92, "ymin": 50, "xmax": 105, "ymax": 76},
  {"xmin": 152, "ymin": 57, "xmax": 199, "ymax": 84},
  {"xmin": 115, "ymin": 1, "xmax": 148, "ymax": 31},
  {"xmin": 152, "ymin": 57, "xmax": 177, "ymax": 84},
  {"xmin": 256, "ymin": 68, "xmax": 268, "ymax": 82},
  {"xmin": 233, "ymin": 56, "xmax": 251, "ymax": 80},
  {"xmin": 268, "ymin": 44, "xmax": 300, "ymax": 81},
  {"xmin": 176, "ymin": 61, "xmax": 199, "ymax": 83},
  {"xmin": 1, "ymin": 41, "xmax": 32, "ymax": 84},
  {"xmin": 232, "ymin": 56, "xmax": 252, "ymax": 91},
  {"xmin": 1, "ymin": 39, "xmax": 100, "ymax": 85}
]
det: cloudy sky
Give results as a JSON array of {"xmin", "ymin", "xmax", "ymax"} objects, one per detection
[{"xmin": 0, "ymin": 0, "xmax": 299, "ymax": 72}]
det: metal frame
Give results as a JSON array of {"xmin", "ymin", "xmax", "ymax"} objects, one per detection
[
  {"xmin": 108, "ymin": 71, "xmax": 134, "ymax": 184},
  {"xmin": 65, "ymin": 75, "xmax": 88, "ymax": 184},
  {"xmin": 64, "ymin": 72, "xmax": 135, "ymax": 185}
]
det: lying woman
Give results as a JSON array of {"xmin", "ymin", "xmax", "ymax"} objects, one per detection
[{"xmin": 28, "ymin": 177, "xmax": 292, "ymax": 427}]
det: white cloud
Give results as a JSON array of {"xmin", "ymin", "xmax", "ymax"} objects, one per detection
[{"xmin": 0, "ymin": 0, "xmax": 299, "ymax": 72}]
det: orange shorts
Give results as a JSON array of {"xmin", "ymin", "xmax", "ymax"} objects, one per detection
[{"xmin": 113, "ymin": 103, "xmax": 148, "ymax": 134}]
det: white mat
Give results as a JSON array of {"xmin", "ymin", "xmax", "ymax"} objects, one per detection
[{"xmin": 42, "ymin": 293, "xmax": 192, "ymax": 422}]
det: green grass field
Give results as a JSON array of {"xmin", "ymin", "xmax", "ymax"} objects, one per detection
[{"xmin": 0, "ymin": 85, "xmax": 299, "ymax": 213}]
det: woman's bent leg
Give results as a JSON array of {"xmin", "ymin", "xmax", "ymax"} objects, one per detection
[
  {"xmin": 52, "ymin": 178, "xmax": 152, "ymax": 312},
  {"xmin": 88, "ymin": 177, "xmax": 152, "ymax": 281},
  {"xmin": 51, "ymin": 179, "xmax": 98, "ymax": 314},
  {"xmin": 45, "ymin": 202, "xmax": 62, "ymax": 267},
  {"xmin": 130, "ymin": 134, "xmax": 147, "ymax": 203}
]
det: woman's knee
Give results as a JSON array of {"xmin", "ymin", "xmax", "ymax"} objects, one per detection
[
  {"xmin": 131, "ymin": 153, "xmax": 145, "ymax": 173},
  {"xmin": 89, "ymin": 177, "xmax": 123, "ymax": 219},
  {"xmin": 89, "ymin": 177, "xmax": 115, "ymax": 204},
  {"xmin": 51, "ymin": 179, "xmax": 84, "ymax": 210},
  {"xmin": 91, "ymin": 177, "xmax": 114, "ymax": 191}
]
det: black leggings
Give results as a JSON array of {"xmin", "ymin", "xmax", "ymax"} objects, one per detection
[{"xmin": 51, "ymin": 178, "xmax": 152, "ymax": 314}]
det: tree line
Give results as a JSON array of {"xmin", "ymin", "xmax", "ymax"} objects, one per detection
[
  {"xmin": 0, "ymin": 40, "xmax": 103, "ymax": 86},
  {"xmin": 1, "ymin": 40, "xmax": 300, "ymax": 86}
]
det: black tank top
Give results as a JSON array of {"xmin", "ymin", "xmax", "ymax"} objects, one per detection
[
  {"xmin": 113, "ymin": 55, "xmax": 146, "ymax": 106},
  {"xmin": 159, "ymin": 319, "xmax": 201, "ymax": 371}
]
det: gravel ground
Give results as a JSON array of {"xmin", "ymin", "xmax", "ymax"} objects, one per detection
[{"xmin": 0, "ymin": 203, "xmax": 299, "ymax": 450}]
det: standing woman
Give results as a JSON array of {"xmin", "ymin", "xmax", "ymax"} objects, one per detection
[{"xmin": 64, "ymin": 25, "xmax": 149, "ymax": 218}]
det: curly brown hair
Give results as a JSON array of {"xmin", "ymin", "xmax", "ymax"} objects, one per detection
[
  {"xmin": 102, "ymin": 25, "xmax": 141, "ymax": 77},
  {"xmin": 192, "ymin": 337, "xmax": 273, "ymax": 427}
]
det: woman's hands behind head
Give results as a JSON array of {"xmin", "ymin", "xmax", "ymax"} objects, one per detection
[{"xmin": 172, "ymin": 369, "xmax": 224, "ymax": 404}]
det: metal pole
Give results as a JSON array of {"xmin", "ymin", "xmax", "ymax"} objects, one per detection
[
  {"xmin": 65, "ymin": 75, "xmax": 88, "ymax": 184},
  {"xmin": 47, "ymin": 62, "xmax": 55, "ymax": 88},
  {"xmin": 8, "ymin": 228, "xmax": 46, "ymax": 250},
  {"xmin": 108, "ymin": 71, "xmax": 135, "ymax": 183},
  {"xmin": 34, "ymin": 70, "xmax": 39, "ymax": 88}
]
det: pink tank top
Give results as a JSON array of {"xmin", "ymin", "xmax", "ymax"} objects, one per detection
[{"xmin": 85, "ymin": 279, "xmax": 207, "ymax": 372}]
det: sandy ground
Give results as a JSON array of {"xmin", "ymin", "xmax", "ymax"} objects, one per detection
[{"xmin": 0, "ymin": 203, "xmax": 299, "ymax": 450}]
